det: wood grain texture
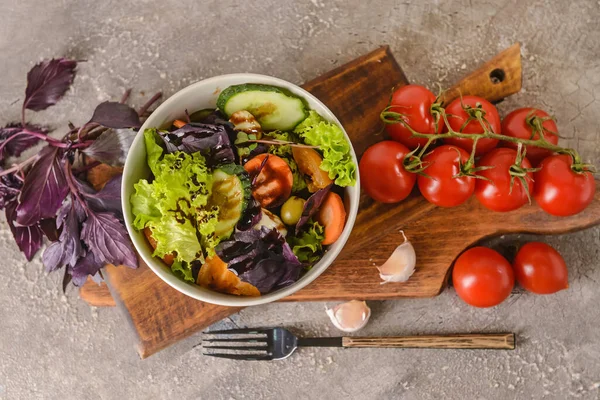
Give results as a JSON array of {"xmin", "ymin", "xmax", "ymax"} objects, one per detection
[
  {"xmin": 79, "ymin": 278, "xmax": 115, "ymax": 307},
  {"xmin": 342, "ymin": 333, "xmax": 515, "ymax": 349},
  {"xmin": 79, "ymin": 45, "xmax": 600, "ymax": 358}
]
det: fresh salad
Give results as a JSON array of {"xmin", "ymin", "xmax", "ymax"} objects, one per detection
[{"xmin": 130, "ymin": 83, "xmax": 356, "ymax": 296}]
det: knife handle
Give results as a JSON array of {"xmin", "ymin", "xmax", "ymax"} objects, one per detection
[{"xmin": 342, "ymin": 333, "xmax": 515, "ymax": 350}]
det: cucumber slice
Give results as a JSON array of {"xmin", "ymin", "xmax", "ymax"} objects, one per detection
[
  {"xmin": 217, "ymin": 84, "xmax": 308, "ymax": 131},
  {"xmin": 209, "ymin": 164, "xmax": 251, "ymax": 239}
]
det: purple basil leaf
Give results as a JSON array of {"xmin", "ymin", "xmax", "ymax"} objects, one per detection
[
  {"xmin": 240, "ymin": 257, "xmax": 286, "ymax": 294},
  {"xmin": 5, "ymin": 201, "xmax": 43, "ymax": 261},
  {"xmin": 276, "ymin": 242, "xmax": 303, "ymax": 289},
  {"xmin": 0, "ymin": 169, "xmax": 22, "ymax": 210},
  {"xmin": 23, "ymin": 58, "xmax": 77, "ymax": 111},
  {"xmin": 78, "ymin": 175, "xmax": 122, "ymax": 218},
  {"xmin": 42, "ymin": 198, "xmax": 84, "ymax": 272},
  {"xmin": 295, "ymin": 184, "xmax": 333, "ymax": 234},
  {"xmin": 251, "ymin": 154, "xmax": 269, "ymax": 186},
  {"xmin": 38, "ymin": 218, "xmax": 59, "ymax": 242},
  {"xmin": 82, "ymin": 129, "xmax": 135, "ymax": 166},
  {"xmin": 16, "ymin": 146, "xmax": 68, "ymax": 226},
  {"xmin": 81, "ymin": 211, "xmax": 137, "ymax": 268},
  {"xmin": 236, "ymin": 198, "xmax": 262, "ymax": 231},
  {"xmin": 62, "ymin": 267, "xmax": 72, "ymax": 293},
  {"xmin": 163, "ymin": 123, "xmax": 235, "ymax": 165},
  {"xmin": 0, "ymin": 124, "xmax": 47, "ymax": 162},
  {"xmin": 70, "ymin": 251, "xmax": 103, "ymax": 287},
  {"xmin": 217, "ymin": 227, "xmax": 304, "ymax": 293},
  {"xmin": 89, "ymin": 102, "xmax": 141, "ymax": 128}
]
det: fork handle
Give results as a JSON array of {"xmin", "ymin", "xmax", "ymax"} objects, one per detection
[{"xmin": 342, "ymin": 333, "xmax": 515, "ymax": 350}]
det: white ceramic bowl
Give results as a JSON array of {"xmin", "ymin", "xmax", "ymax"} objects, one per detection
[{"xmin": 122, "ymin": 73, "xmax": 360, "ymax": 307}]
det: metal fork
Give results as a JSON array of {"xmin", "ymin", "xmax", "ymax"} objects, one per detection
[{"xmin": 201, "ymin": 327, "xmax": 515, "ymax": 360}]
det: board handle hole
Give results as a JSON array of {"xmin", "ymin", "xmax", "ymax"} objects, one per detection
[{"xmin": 489, "ymin": 68, "xmax": 506, "ymax": 84}]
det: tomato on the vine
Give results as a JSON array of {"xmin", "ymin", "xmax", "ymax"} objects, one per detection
[
  {"xmin": 359, "ymin": 141, "xmax": 416, "ymax": 203},
  {"xmin": 501, "ymin": 108, "xmax": 558, "ymax": 166},
  {"xmin": 383, "ymin": 85, "xmax": 442, "ymax": 150},
  {"xmin": 452, "ymin": 247, "xmax": 514, "ymax": 308},
  {"xmin": 417, "ymin": 145, "xmax": 474, "ymax": 207},
  {"xmin": 475, "ymin": 148, "xmax": 534, "ymax": 212},
  {"xmin": 444, "ymin": 95, "xmax": 501, "ymax": 156},
  {"xmin": 533, "ymin": 154, "xmax": 595, "ymax": 216},
  {"xmin": 513, "ymin": 242, "xmax": 568, "ymax": 294}
]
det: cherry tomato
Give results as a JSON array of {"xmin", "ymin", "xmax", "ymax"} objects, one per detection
[
  {"xmin": 533, "ymin": 154, "xmax": 595, "ymax": 216},
  {"xmin": 512, "ymin": 242, "xmax": 568, "ymax": 294},
  {"xmin": 475, "ymin": 148, "xmax": 534, "ymax": 212},
  {"xmin": 452, "ymin": 247, "xmax": 514, "ymax": 308},
  {"xmin": 501, "ymin": 108, "xmax": 558, "ymax": 166},
  {"xmin": 384, "ymin": 85, "xmax": 442, "ymax": 150},
  {"xmin": 444, "ymin": 96, "xmax": 500, "ymax": 156},
  {"xmin": 417, "ymin": 145, "xmax": 474, "ymax": 207},
  {"xmin": 244, "ymin": 154, "xmax": 293, "ymax": 208},
  {"xmin": 359, "ymin": 141, "xmax": 416, "ymax": 203}
]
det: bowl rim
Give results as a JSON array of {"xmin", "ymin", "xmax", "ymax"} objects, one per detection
[{"xmin": 122, "ymin": 73, "xmax": 360, "ymax": 307}]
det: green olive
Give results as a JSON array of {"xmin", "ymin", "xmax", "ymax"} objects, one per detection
[{"xmin": 280, "ymin": 196, "xmax": 306, "ymax": 226}]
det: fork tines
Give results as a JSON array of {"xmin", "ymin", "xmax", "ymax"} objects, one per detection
[{"xmin": 201, "ymin": 328, "xmax": 273, "ymax": 360}]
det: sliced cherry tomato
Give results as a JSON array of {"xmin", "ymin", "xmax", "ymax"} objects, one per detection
[
  {"xmin": 501, "ymin": 108, "xmax": 558, "ymax": 166},
  {"xmin": 452, "ymin": 247, "xmax": 514, "ymax": 308},
  {"xmin": 475, "ymin": 148, "xmax": 534, "ymax": 212},
  {"xmin": 291, "ymin": 147, "xmax": 333, "ymax": 193},
  {"xmin": 317, "ymin": 192, "xmax": 346, "ymax": 245},
  {"xmin": 533, "ymin": 154, "xmax": 595, "ymax": 216},
  {"xmin": 359, "ymin": 141, "xmax": 416, "ymax": 203},
  {"xmin": 244, "ymin": 153, "xmax": 293, "ymax": 208},
  {"xmin": 143, "ymin": 226, "xmax": 174, "ymax": 266},
  {"xmin": 384, "ymin": 85, "xmax": 442, "ymax": 150},
  {"xmin": 513, "ymin": 242, "xmax": 568, "ymax": 294},
  {"xmin": 417, "ymin": 145, "xmax": 474, "ymax": 207},
  {"xmin": 444, "ymin": 95, "xmax": 500, "ymax": 156}
]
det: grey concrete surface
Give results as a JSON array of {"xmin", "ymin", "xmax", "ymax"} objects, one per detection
[{"xmin": 1, "ymin": 0, "xmax": 599, "ymax": 399}]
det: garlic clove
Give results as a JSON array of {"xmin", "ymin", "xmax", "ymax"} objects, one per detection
[
  {"xmin": 326, "ymin": 300, "xmax": 371, "ymax": 333},
  {"xmin": 377, "ymin": 231, "xmax": 416, "ymax": 284}
]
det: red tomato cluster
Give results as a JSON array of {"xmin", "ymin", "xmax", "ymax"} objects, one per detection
[
  {"xmin": 361, "ymin": 85, "xmax": 596, "ymax": 217},
  {"xmin": 453, "ymin": 242, "xmax": 569, "ymax": 308}
]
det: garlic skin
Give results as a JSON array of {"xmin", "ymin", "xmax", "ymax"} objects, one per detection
[
  {"xmin": 377, "ymin": 231, "xmax": 416, "ymax": 284},
  {"xmin": 326, "ymin": 300, "xmax": 371, "ymax": 333}
]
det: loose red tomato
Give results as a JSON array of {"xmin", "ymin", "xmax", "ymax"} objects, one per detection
[
  {"xmin": 512, "ymin": 242, "xmax": 568, "ymax": 294},
  {"xmin": 475, "ymin": 148, "xmax": 534, "ymax": 212},
  {"xmin": 501, "ymin": 108, "xmax": 558, "ymax": 166},
  {"xmin": 384, "ymin": 85, "xmax": 442, "ymax": 150},
  {"xmin": 359, "ymin": 141, "xmax": 416, "ymax": 203},
  {"xmin": 417, "ymin": 145, "xmax": 474, "ymax": 207},
  {"xmin": 444, "ymin": 96, "xmax": 500, "ymax": 156},
  {"xmin": 452, "ymin": 247, "xmax": 514, "ymax": 308},
  {"xmin": 533, "ymin": 154, "xmax": 595, "ymax": 216}
]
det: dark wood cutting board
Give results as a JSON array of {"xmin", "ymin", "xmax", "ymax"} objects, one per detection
[{"xmin": 81, "ymin": 44, "xmax": 600, "ymax": 358}]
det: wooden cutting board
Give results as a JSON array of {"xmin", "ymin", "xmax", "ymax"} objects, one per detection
[{"xmin": 81, "ymin": 44, "xmax": 600, "ymax": 358}]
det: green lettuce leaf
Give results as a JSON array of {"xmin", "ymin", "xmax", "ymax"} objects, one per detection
[
  {"xmin": 144, "ymin": 129, "xmax": 165, "ymax": 176},
  {"xmin": 130, "ymin": 179, "xmax": 161, "ymax": 230},
  {"xmin": 234, "ymin": 132, "xmax": 258, "ymax": 160},
  {"xmin": 294, "ymin": 111, "xmax": 356, "ymax": 187},
  {"xmin": 131, "ymin": 134, "xmax": 217, "ymax": 264},
  {"xmin": 171, "ymin": 261, "xmax": 195, "ymax": 283},
  {"xmin": 196, "ymin": 206, "xmax": 220, "ymax": 257},
  {"xmin": 149, "ymin": 216, "xmax": 201, "ymax": 263},
  {"xmin": 289, "ymin": 220, "xmax": 324, "ymax": 264}
]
